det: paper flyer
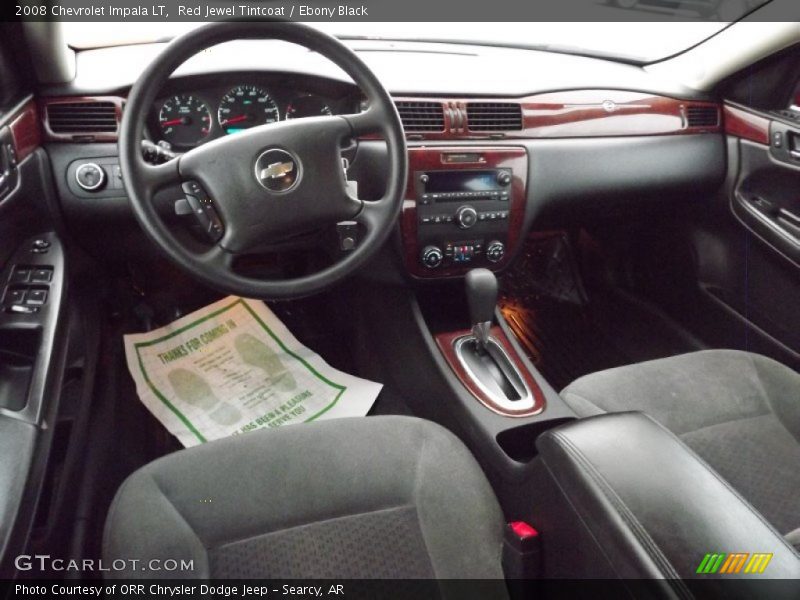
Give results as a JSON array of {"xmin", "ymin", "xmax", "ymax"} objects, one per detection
[{"xmin": 123, "ymin": 296, "xmax": 382, "ymax": 447}]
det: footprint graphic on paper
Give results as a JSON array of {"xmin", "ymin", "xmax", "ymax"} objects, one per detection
[
  {"xmin": 234, "ymin": 333, "xmax": 297, "ymax": 393},
  {"xmin": 167, "ymin": 368, "xmax": 242, "ymax": 427}
]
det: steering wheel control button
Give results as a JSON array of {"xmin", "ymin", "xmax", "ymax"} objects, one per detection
[
  {"xmin": 456, "ymin": 205, "xmax": 478, "ymax": 229},
  {"xmin": 255, "ymin": 149, "xmax": 301, "ymax": 193},
  {"xmin": 181, "ymin": 181, "xmax": 224, "ymax": 242},
  {"xmin": 182, "ymin": 180, "xmax": 207, "ymax": 199},
  {"xmin": 75, "ymin": 162, "xmax": 107, "ymax": 191},
  {"xmin": 174, "ymin": 198, "xmax": 193, "ymax": 216},
  {"xmin": 204, "ymin": 208, "xmax": 224, "ymax": 241},
  {"xmin": 337, "ymin": 221, "xmax": 359, "ymax": 252},
  {"xmin": 421, "ymin": 245, "xmax": 444, "ymax": 269}
]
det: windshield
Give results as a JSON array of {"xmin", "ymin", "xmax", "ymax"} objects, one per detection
[{"xmin": 62, "ymin": 22, "xmax": 729, "ymax": 63}]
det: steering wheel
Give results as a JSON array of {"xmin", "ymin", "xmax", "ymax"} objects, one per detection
[{"xmin": 119, "ymin": 22, "xmax": 407, "ymax": 299}]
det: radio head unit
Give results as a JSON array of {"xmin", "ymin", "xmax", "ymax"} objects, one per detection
[
  {"xmin": 416, "ymin": 169, "xmax": 513, "ymax": 204},
  {"xmin": 411, "ymin": 168, "xmax": 515, "ymax": 271},
  {"xmin": 401, "ymin": 147, "xmax": 528, "ymax": 279}
]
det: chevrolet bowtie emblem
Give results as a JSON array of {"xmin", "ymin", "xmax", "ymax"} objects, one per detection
[
  {"xmin": 260, "ymin": 161, "xmax": 295, "ymax": 180},
  {"xmin": 254, "ymin": 149, "xmax": 301, "ymax": 193}
]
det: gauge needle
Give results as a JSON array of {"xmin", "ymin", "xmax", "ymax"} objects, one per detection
[
  {"xmin": 222, "ymin": 115, "xmax": 248, "ymax": 125},
  {"xmin": 160, "ymin": 118, "xmax": 184, "ymax": 127}
]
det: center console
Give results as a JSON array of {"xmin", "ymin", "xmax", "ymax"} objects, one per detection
[
  {"xmin": 401, "ymin": 146, "xmax": 528, "ymax": 278},
  {"xmin": 532, "ymin": 412, "xmax": 800, "ymax": 590}
]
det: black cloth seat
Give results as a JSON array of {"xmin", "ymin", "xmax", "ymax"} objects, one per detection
[
  {"xmin": 560, "ymin": 349, "xmax": 800, "ymax": 549},
  {"xmin": 103, "ymin": 416, "xmax": 505, "ymax": 580}
]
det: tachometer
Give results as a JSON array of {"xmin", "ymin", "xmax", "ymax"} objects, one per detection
[
  {"xmin": 158, "ymin": 95, "xmax": 212, "ymax": 146},
  {"xmin": 218, "ymin": 85, "xmax": 280, "ymax": 133},
  {"xmin": 285, "ymin": 95, "xmax": 333, "ymax": 120}
]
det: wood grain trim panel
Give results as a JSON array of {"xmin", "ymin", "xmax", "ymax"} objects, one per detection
[
  {"xmin": 39, "ymin": 96, "xmax": 125, "ymax": 142},
  {"xmin": 382, "ymin": 91, "xmax": 720, "ymax": 140},
  {"xmin": 723, "ymin": 104, "xmax": 771, "ymax": 145},
  {"xmin": 401, "ymin": 146, "xmax": 528, "ymax": 279},
  {"xmin": 9, "ymin": 100, "xmax": 40, "ymax": 161},
  {"xmin": 435, "ymin": 326, "xmax": 545, "ymax": 417},
  {"xmin": 521, "ymin": 91, "xmax": 719, "ymax": 138}
]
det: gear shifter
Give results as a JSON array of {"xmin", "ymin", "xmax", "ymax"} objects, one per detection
[
  {"xmin": 465, "ymin": 268, "xmax": 498, "ymax": 350},
  {"xmin": 456, "ymin": 268, "xmax": 533, "ymax": 412}
]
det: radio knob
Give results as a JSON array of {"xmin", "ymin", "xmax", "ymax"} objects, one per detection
[
  {"xmin": 496, "ymin": 171, "xmax": 512, "ymax": 186},
  {"xmin": 421, "ymin": 245, "xmax": 444, "ymax": 269},
  {"xmin": 456, "ymin": 205, "xmax": 478, "ymax": 229},
  {"xmin": 419, "ymin": 174, "xmax": 430, "ymax": 184},
  {"xmin": 486, "ymin": 240, "xmax": 506, "ymax": 263}
]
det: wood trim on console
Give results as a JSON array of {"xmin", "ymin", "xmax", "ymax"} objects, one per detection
[
  {"xmin": 39, "ymin": 96, "xmax": 125, "ymax": 143},
  {"xmin": 401, "ymin": 146, "xmax": 528, "ymax": 279},
  {"xmin": 383, "ymin": 91, "xmax": 720, "ymax": 141},
  {"xmin": 435, "ymin": 326, "xmax": 545, "ymax": 417},
  {"xmin": 723, "ymin": 103, "xmax": 771, "ymax": 145},
  {"xmin": 9, "ymin": 100, "xmax": 40, "ymax": 162}
]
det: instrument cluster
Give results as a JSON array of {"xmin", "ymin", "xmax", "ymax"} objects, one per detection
[{"xmin": 150, "ymin": 80, "xmax": 356, "ymax": 149}]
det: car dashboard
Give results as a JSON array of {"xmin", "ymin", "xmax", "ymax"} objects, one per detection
[{"xmin": 32, "ymin": 39, "xmax": 727, "ymax": 281}]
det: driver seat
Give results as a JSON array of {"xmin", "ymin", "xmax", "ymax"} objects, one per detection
[{"xmin": 103, "ymin": 416, "xmax": 505, "ymax": 580}]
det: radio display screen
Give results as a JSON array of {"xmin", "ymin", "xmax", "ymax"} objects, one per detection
[{"xmin": 424, "ymin": 171, "xmax": 498, "ymax": 194}]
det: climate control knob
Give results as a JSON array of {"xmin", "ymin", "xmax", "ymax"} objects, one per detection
[
  {"xmin": 496, "ymin": 171, "xmax": 512, "ymax": 186},
  {"xmin": 421, "ymin": 245, "xmax": 444, "ymax": 269},
  {"xmin": 456, "ymin": 205, "xmax": 478, "ymax": 229},
  {"xmin": 486, "ymin": 240, "xmax": 506, "ymax": 263}
]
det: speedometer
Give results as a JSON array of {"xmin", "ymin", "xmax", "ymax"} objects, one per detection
[
  {"xmin": 218, "ymin": 85, "xmax": 280, "ymax": 134},
  {"xmin": 158, "ymin": 95, "xmax": 212, "ymax": 146}
]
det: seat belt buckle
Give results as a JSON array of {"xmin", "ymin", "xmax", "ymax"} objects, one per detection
[{"xmin": 502, "ymin": 521, "xmax": 542, "ymax": 579}]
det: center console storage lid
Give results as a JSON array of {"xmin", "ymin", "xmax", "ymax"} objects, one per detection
[{"xmin": 535, "ymin": 412, "xmax": 799, "ymax": 594}]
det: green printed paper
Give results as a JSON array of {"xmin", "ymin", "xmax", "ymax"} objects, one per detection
[{"xmin": 124, "ymin": 297, "xmax": 382, "ymax": 447}]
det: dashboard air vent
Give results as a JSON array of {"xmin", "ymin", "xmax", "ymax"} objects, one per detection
[
  {"xmin": 685, "ymin": 105, "xmax": 719, "ymax": 128},
  {"xmin": 467, "ymin": 103, "xmax": 523, "ymax": 132},
  {"xmin": 394, "ymin": 101, "xmax": 445, "ymax": 132},
  {"xmin": 47, "ymin": 101, "xmax": 118, "ymax": 134}
]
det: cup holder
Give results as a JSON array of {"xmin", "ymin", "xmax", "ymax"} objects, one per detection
[{"xmin": 496, "ymin": 417, "xmax": 576, "ymax": 463}]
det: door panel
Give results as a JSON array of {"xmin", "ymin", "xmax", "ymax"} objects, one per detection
[
  {"xmin": 0, "ymin": 95, "xmax": 75, "ymax": 574},
  {"xmin": 729, "ymin": 105, "xmax": 800, "ymax": 268},
  {"xmin": 0, "ymin": 98, "xmax": 47, "ymax": 268},
  {"xmin": 700, "ymin": 102, "xmax": 800, "ymax": 366}
]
